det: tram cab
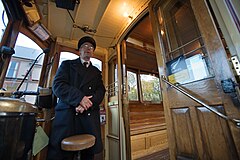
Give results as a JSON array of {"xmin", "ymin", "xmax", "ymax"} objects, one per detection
[{"xmin": 0, "ymin": 0, "xmax": 239, "ymax": 160}]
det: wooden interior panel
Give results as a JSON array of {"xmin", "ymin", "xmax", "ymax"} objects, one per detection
[
  {"xmin": 129, "ymin": 103, "xmax": 165, "ymax": 135},
  {"xmin": 148, "ymin": 130, "xmax": 168, "ymax": 147},
  {"xmin": 168, "ymin": 79, "xmax": 223, "ymax": 108},
  {"xmin": 131, "ymin": 130, "xmax": 168, "ymax": 159},
  {"xmin": 148, "ymin": 0, "xmax": 240, "ymax": 159},
  {"xmin": 126, "ymin": 43, "xmax": 158, "ymax": 73},
  {"xmin": 129, "ymin": 102, "xmax": 168, "ymax": 159},
  {"xmin": 128, "ymin": 13, "xmax": 154, "ymax": 46},
  {"xmin": 131, "ymin": 134, "xmax": 146, "ymax": 152},
  {"xmin": 171, "ymin": 108, "xmax": 196, "ymax": 157},
  {"xmin": 171, "ymin": 106, "xmax": 238, "ymax": 159},
  {"xmin": 197, "ymin": 106, "xmax": 238, "ymax": 159}
]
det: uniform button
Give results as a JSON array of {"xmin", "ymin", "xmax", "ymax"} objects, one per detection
[
  {"xmin": 89, "ymin": 86, "xmax": 91, "ymax": 89},
  {"xmin": 88, "ymin": 113, "xmax": 91, "ymax": 116}
]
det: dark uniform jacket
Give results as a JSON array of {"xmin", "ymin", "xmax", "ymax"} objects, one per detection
[{"xmin": 47, "ymin": 58, "xmax": 105, "ymax": 159}]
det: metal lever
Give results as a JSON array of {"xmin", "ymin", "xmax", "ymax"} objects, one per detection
[{"xmin": 221, "ymin": 78, "xmax": 239, "ymax": 93}]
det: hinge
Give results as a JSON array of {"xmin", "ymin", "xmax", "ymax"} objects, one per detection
[{"xmin": 231, "ymin": 55, "xmax": 240, "ymax": 76}]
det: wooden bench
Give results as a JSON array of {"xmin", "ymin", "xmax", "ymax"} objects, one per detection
[
  {"xmin": 129, "ymin": 103, "xmax": 165, "ymax": 135},
  {"xmin": 128, "ymin": 103, "xmax": 168, "ymax": 159}
]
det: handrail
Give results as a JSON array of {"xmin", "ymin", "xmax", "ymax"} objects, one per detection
[
  {"xmin": 161, "ymin": 75, "xmax": 240, "ymax": 128},
  {"xmin": 106, "ymin": 81, "xmax": 118, "ymax": 97}
]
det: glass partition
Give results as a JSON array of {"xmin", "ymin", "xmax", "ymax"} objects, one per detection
[
  {"xmin": 3, "ymin": 33, "xmax": 44, "ymax": 104},
  {"xmin": 158, "ymin": 0, "xmax": 214, "ymax": 84}
]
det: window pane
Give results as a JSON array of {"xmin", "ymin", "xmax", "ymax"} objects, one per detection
[
  {"xmin": 140, "ymin": 74, "xmax": 161, "ymax": 103},
  {"xmin": 60, "ymin": 52, "xmax": 102, "ymax": 71},
  {"xmin": 127, "ymin": 71, "xmax": 138, "ymax": 101},
  {"xmin": 91, "ymin": 58, "xmax": 102, "ymax": 71},
  {"xmin": 158, "ymin": 0, "xmax": 214, "ymax": 84},
  {"xmin": 6, "ymin": 61, "xmax": 18, "ymax": 78},
  {"xmin": 3, "ymin": 33, "xmax": 43, "ymax": 104},
  {"xmin": 59, "ymin": 52, "xmax": 78, "ymax": 65}
]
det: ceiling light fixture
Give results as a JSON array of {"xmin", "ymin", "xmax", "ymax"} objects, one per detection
[
  {"xmin": 29, "ymin": 23, "xmax": 51, "ymax": 41},
  {"xmin": 122, "ymin": 1, "xmax": 133, "ymax": 20}
]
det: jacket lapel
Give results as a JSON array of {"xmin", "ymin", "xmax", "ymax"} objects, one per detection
[
  {"xmin": 71, "ymin": 59, "xmax": 97, "ymax": 88},
  {"xmin": 79, "ymin": 63, "xmax": 97, "ymax": 88}
]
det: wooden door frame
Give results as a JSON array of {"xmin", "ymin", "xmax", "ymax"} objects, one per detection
[{"xmin": 149, "ymin": 0, "xmax": 240, "ymax": 159}]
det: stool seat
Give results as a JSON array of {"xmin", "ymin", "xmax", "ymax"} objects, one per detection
[{"xmin": 61, "ymin": 134, "xmax": 95, "ymax": 151}]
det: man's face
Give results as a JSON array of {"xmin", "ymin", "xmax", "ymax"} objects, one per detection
[{"xmin": 79, "ymin": 42, "xmax": 94, "ymax": 61}]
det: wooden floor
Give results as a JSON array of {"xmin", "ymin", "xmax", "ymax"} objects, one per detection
[
  {"xmin": 94, "ymin": 149, "xmax": 170, "ymax": 160},
  {"xmin": 136, "ymin": 149, "xmax": 170, "ymax": 160}
]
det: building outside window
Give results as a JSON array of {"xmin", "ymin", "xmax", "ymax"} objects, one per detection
[{"xmin": 3, "ymin": 33, "xmax": 44, "ymax": 104}]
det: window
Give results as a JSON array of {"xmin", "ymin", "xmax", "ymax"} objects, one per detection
[
  {"xmin": 158, "ymin": 0, "xmax": 214, "ymax": 84},
  {"xmin": 140, "ymin": 74, "xmax": 161, "ymax": 103},
  {"xmin": 6, "ymin": 61, "xmax": 19, "ymax": 78},
  {"xmin": 91, "ymin": 58, "xmax": 102, "ymax": 71},
  {"xmin": 127, "ymin": 69, "xmax": 161, "ymax": 103},
  {"xmin": 127, "ymin": 71, "xmax": 138, "ymax": 101},
  {"xmin": 3, "ymin": 33, "xmax": 44, "ymax": 104},
  {"xmin": 59, "ymin": 52, "xmax": 79, "ymax": 65},
  {"xmin": 60, "ymin": 52, "xmax": 102, "ymax": 71}
]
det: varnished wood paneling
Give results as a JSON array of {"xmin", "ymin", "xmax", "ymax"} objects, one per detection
[
  {"xmin": 168, "ymin": 78, "xmax": 222, "ymax": 108},
  {"xmin": 171, "ymin": 108, "xmax": 196, "ymax": 157},
  {"xmin": 129, "ymin": 103, "xmax": 165, "ymax": 135},
  {"xmin": 126, "ymin": 44, "xmax": 158, "ymax": 73},
  {"xmin": 197, "ymin": 106, "xmax": 238, "ymax": 159},
  {"xmin": 131, "ymin": 130, "xmax": 168, "ymax": 159},
  {"xmin": 170, "ymin": 105, "xmax": 239, "ymax": 159},
  {"xmin": 149, "ymin": 0, "xmax": 240, "ymax": 159}
]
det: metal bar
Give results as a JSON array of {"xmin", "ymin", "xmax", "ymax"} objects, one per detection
[
  {"xmin": 161, "ymin": 75, "xmax": 240, "ymax": 128},
  {"xmin": 183, "ymin": 45, "xmax": 205, "ymax": 57},
  {"xmin": 167, "ymin": 36, "xmax": 202, "ymax": 55},
  {"xmin": 36, "ymin": 116, "xmax": 55, "ymax": 122},
  {"xmin": 107, "ymin": 134, "xmax": 119, "ymax": 140}
]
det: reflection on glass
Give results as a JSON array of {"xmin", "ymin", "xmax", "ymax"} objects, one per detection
[
  {"xmin": 3, "ymin": 33, "xmax": 43, "ymax": 104},
  {"xmin": 186, "ymin": 54, "xmax": 209, "ymax": 81},
  {"xmin": 167, "ymin": 54, "xmax": 210, "ymax": 84},
  {"xmin": 158, "ymin": 0, "xmax": 213, "ymax": 84},
  {"xmin": 127, "ymin": 71, "xmax": 138, "ymax": 101},
  {"xmin": 109, "ymin": 138, "xmax": 120, "ymax": 160},
  {"xmin": 140, "ymin": 74, "xmax": 161, "ymax": 103},
  {"xmin": 109, "ymin": 106, "xmax": 119, "ymax": 136}
]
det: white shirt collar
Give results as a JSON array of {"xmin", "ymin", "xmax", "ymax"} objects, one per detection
[{"xmin": 80, "ymin": 58, "xmax": 90, "ymax": 67}]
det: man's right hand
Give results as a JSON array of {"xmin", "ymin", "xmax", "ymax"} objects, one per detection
[{"xmin": 80, "ymin": 95, "xmax": 93, "ymax": 110}]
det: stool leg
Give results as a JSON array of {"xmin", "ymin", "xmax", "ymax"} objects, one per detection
[{"xmin": 74, "ymin": 151, "xmax": 81, "ymax": 160}]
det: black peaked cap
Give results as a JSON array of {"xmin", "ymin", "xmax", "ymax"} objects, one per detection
[{"xmin": 77, "ymin": 36, "xmax": 96, "ymax": 50}]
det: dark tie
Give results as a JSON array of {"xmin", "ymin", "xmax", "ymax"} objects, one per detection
[{"xmin": 83, "ymin": 62, "xmax": 88, "ymax": 68}]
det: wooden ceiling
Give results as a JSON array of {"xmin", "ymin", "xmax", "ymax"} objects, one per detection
[
  {"xmin": 128, "ymin": 13, "xmax": 154, "ymax": 46},
  {"xmin": 126, "ymin": 14, "xmax": 157, "ymax": 73},
  {"xmin": 35, "ymin": 0, "xmax": 151, "ymax": 49}
]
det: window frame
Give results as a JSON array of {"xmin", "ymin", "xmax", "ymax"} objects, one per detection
[
  {"xmin": 127, "ymin": 67, "xmax": 161, "ymax": 104},
  {"xmin": 127, "ymin": 69, "xmax": 140, "ymax": 102}
]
